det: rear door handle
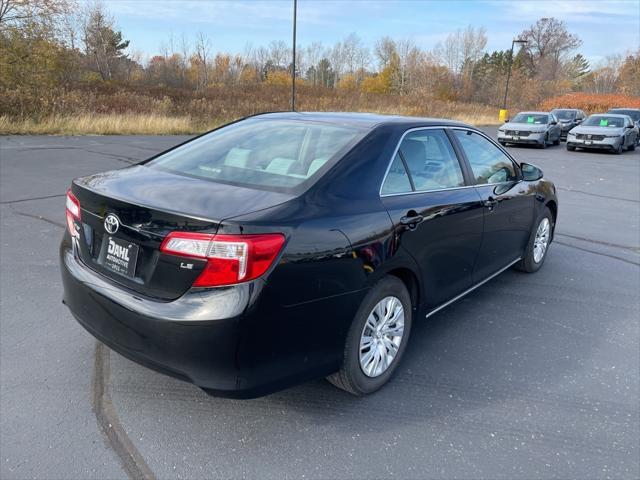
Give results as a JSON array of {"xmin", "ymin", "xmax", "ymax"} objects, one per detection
[
  {"xmin": 400, "ymin": 214, "xmax": 424, "ymax": 227},
  {"xmin": 484, "ymin": 196, "xmax": 499, "ymax": 210}
]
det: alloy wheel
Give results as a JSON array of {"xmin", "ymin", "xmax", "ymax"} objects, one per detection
[
  {"xmin": 533, "ymin": 218, "xmax": 550, "ymax": 263},
  {"xmin": 359, "ymin": 296, "xmax": 405, "ymax": 378}
]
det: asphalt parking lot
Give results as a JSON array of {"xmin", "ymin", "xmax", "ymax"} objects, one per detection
[{"xmin": 1, "ymin": 130, "xmax": 638, "ymax": 479}]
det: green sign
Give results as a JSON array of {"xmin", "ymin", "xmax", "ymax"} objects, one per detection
[
  {"xmin": 599, "ymin": 119, "xmax": 609, "ymax": 126},
  {"xmin": 527, "ymin": 116, "xmax": 534, "ymax": 123}
]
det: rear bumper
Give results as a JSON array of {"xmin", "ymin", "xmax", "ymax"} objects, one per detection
[{"xmin": 61, "ymin": 237, "xmax": 362, "ymax": 397}]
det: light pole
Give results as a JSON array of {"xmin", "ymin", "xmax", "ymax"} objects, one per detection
[
  {"xmin": 499, "ymin": 38, "xmax": 527, "ymax": 122},
  {"xmin": 291, "ymin": 0, "xmax": 297, "ymax": 111}
]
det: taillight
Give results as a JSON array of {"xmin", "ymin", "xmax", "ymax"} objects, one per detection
[
  {"xmin": 65, "ymin": 190, "xmax": 81, "ymax": 238},
  {"xmin": 160, "ymin": 232, "xmax": 285, "ymax": 287}
]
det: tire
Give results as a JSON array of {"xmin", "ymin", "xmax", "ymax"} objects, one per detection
[
  {"xmin": 553, "ymin": 136, "xmax": 560, "ymax": 146},
  {"xmin": 629, "ymin": 143, "xmax": 636, "ymax": 151},
  {"xmin": 539, "ymin": 134, "xmax": 548, "ymax": 149},
  {"xmin": 567, "ymin": 145, "xmax": 576, "ymax": 151},
  {"xmin": 327, "ymin": 276, "xmax": 412, "ymax": 396},
  {"xmin": 615, "ymin": 142, "xmax": 624, "ymax": 154},
  {"xmin": 514, "ymin": 207, "xmax": 553, "ymax": 273}
]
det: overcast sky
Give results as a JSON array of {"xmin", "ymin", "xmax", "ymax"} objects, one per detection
[{"xmin": 104, "ymin": 0, "xmax": 640, "ymax": 66}]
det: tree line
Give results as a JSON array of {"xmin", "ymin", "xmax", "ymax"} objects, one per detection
[{"xmin": 1, "ymin": 0, "xmax": 638, "ymax": 120}]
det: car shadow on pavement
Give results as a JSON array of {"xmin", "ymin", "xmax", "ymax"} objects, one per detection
[{"xmin": 105, "ymin": 245, "xmax": 638, "ymax": 468}]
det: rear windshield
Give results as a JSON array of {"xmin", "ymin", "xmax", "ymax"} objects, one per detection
[
  {"xmin": 608, "ymin": 109, "xmax": 640, "ymax": 122},
  {"xmin": 582, "ymin": 116, "xmax": 625, "ymax": 127},
  {"xmin": 551, "ymin": 109, "xmax": 575, "ymax": 120},
  {"xmin": 512, "ymin": 113, "xmax": 549, "ymax": 124},
  {"xmin": 146, "ymin": 119, "xmax": 365, "ymax": 191}
]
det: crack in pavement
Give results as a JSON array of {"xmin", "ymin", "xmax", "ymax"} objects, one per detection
[
  {"xmin": 4, "ymin": 206, "xmax": 155, "ymax": 480},
  {"xmin": 556, "ymin": 186, "xmax": 639, "ymax": 204},
  {"xmin": 555, "ymin": 241, "xmax": 640, "ymax": 266},
  {"xmin": 92, "ymin": 342, "xmax": 156, "ymax": 480},
  {"xmin": 555, "ymin": 232, "xmax": 640, "ymax": 252},
  {"xmin": 3, "ymin": 145, "xmax": 141, "ymax": 164},
  {"xmin": 10, "ymin": 210, "xmax": 65, "ymax": 229},
  {"xmin": 1, "ymin": 193, "xmax": 66, "ymax": 205}
]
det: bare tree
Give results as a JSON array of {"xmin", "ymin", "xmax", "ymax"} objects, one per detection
[
  {"xmin": 0, "ymin": 0, "xmax": 72, "ymax": 30},
  {"xmin": 194, "ymin": 31, "xmax": 211, "ymax": 90},
  {"xmin": 587, "ymin": 54, "xmax": 623, "ymax": 93},
  {"xmin": 520, "ymin": 17, "xmax": 582, "ymax": 80},
  {"xmin": 268, "ymin": 40, "xmax": 289, "ymax": 68},
  {"xmin": 435, "ymin": 26, "xmax": 486, "ymax": 76},
  {"xmin": 304, "ymin": 41, "xmax": 323, "ymax": 85},
  {"xmin": 342, "ymin": 33, "xmax": 362, "ymax": 74},
  {"xmin": 374, "ymin": 36, "xmax": 396, "ymax": 68},
  {"xmin": 329, "ymin": 41, "xmax": 345, "ymax": 81}
]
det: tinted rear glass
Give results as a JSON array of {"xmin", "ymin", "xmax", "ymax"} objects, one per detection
[
  {"xmin": 146, "ymin": 119, "xmax": 365, "ymax": 191},
  {"xmin": 551, "ymin": 109, "xmax": 575, "ymax": 120}
]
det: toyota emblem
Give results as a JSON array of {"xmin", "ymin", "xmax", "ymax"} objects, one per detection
[{"xmin": 104, "ymin": 214, "xmax": 120, "ymax": 234}]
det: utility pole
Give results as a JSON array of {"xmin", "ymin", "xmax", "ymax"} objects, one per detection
[
  {"xmin": 500, "ymin": 38, "xmax": 527, "ymax": 122},
  {"xmin": 291, "ymin": 0, "xmax": 297, "ymax": 111}
]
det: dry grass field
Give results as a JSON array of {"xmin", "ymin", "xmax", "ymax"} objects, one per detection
[{"xmin": 0, "ymin": 84, "xmax": 500, "ymax": 135}]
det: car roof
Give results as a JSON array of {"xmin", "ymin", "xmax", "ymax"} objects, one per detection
[
  {"xmin": 590, "ymin": 113, "xmax": 629, "ymax": 118},
  {"xmin": 517, "ymin": 111, "xmax": 550, "ymax": 115},
  {"xmin": 552, "ymin": 108, "xmax": 579, "ymax": 111},
  {"xmin": 608, "ymin": 108, "xmax": 640, "ymax": 112},
  {"xmin": 251, "ymin": 111, "xmax": 472, "ymax": 129}
]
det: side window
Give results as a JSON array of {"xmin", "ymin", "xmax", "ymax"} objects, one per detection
[
  {"xmin": 453, "ymin": 130, "xmax": 518, "ymax": 185},
  {"xmin": 397, "ymin": 129, "xmax": 465, "ymax": 192},
  {"xmin": 381, "ymin": 153, "xmax": 412, "ymax": 195}
]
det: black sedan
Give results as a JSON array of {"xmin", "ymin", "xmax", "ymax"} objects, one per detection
[
  {"xmin": 60, "ymin": 113, "xmax": 558, "ymax": 398},
  {"xmin": 551, "ymin": 108, "xmax": 586, "ymax": 140}
]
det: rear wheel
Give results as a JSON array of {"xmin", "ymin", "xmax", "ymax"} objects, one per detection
[
  {"xmin": 327, "ymin": 276, "xmax": 412, "ymax": 396},
  {"xmin": 567, "ymin": 145, "xmax": 576, "ymax": 151},
  {"xmin": 514, "ymin": 207, "xmax": 553, "ymax": 273},
  {"xmin": 553, "ymin": 136, "xmax": 560, "ymax": 146}
]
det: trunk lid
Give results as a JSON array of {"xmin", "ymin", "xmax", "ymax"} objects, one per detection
[{"xmin": 71, "ymin": 165, "xmax": 293, "ymax": 300}]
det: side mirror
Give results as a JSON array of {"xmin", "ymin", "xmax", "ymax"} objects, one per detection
[
  {"xmin": 575, "ymin": 119, "xmax": 582, "ymax": 124},
  {"xmin": 550, "ymin": 121, "xmax": 558, "ymax": 125},
  {"xmin": 626, "ymin": 124, "xmax": 634, "ymax": 129},
  {"xmin": 520, "ymin": 162, "xmax": 543, "ymax": 181}
]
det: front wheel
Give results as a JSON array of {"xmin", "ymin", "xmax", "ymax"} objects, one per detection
[
  {"xmin": 567, "ymin": 145, "xmax": 576, "ymax": 151},
  {"xmin": 514, "ymin": 207, "xmax": 553, "ymax": 273},
  {"xmin": 615, "ymin": 142, "xmax": 624, "ymax": 154},
  {"xmin": 327, "ymin": 276, "xmax": 412, "ymax": 396},
  {"xmin": 539, "ymin": 134, "xmax": 548, "ymax": 149}
]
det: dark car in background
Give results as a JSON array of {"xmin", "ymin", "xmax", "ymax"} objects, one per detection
[
  {"xmin": 61, "ymin": 112, "xmax": 558, "ymax": 398},
  {"xmin": 497, "ymin": 111, "xmax": 562, "ymax": 148},
  {"xmin": 567, "ymin": 114, "xmax": 638, "ymax": 153},
  {"xmin": 551, "ymin": 108, "xmax": 586, "ymax": 140},
  {"xmin": 607, "ymin": 108, "xmax": 640, "ymax": 144}
]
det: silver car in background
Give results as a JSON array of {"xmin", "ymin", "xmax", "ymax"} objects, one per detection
[
  {"xmin": 607, "ymin": 108, "xmax": 640, "ymax": 145},
  {"xmin": 497, "ymin": 111, "xmax": 562, "ymax": 148},
  {"xmin": 551, "ymin": 108, "xmax": 586, "ymax": 140},
  {"xmin": 567, "ymin": 114, "xmax": 638, "ymax": 154}
]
